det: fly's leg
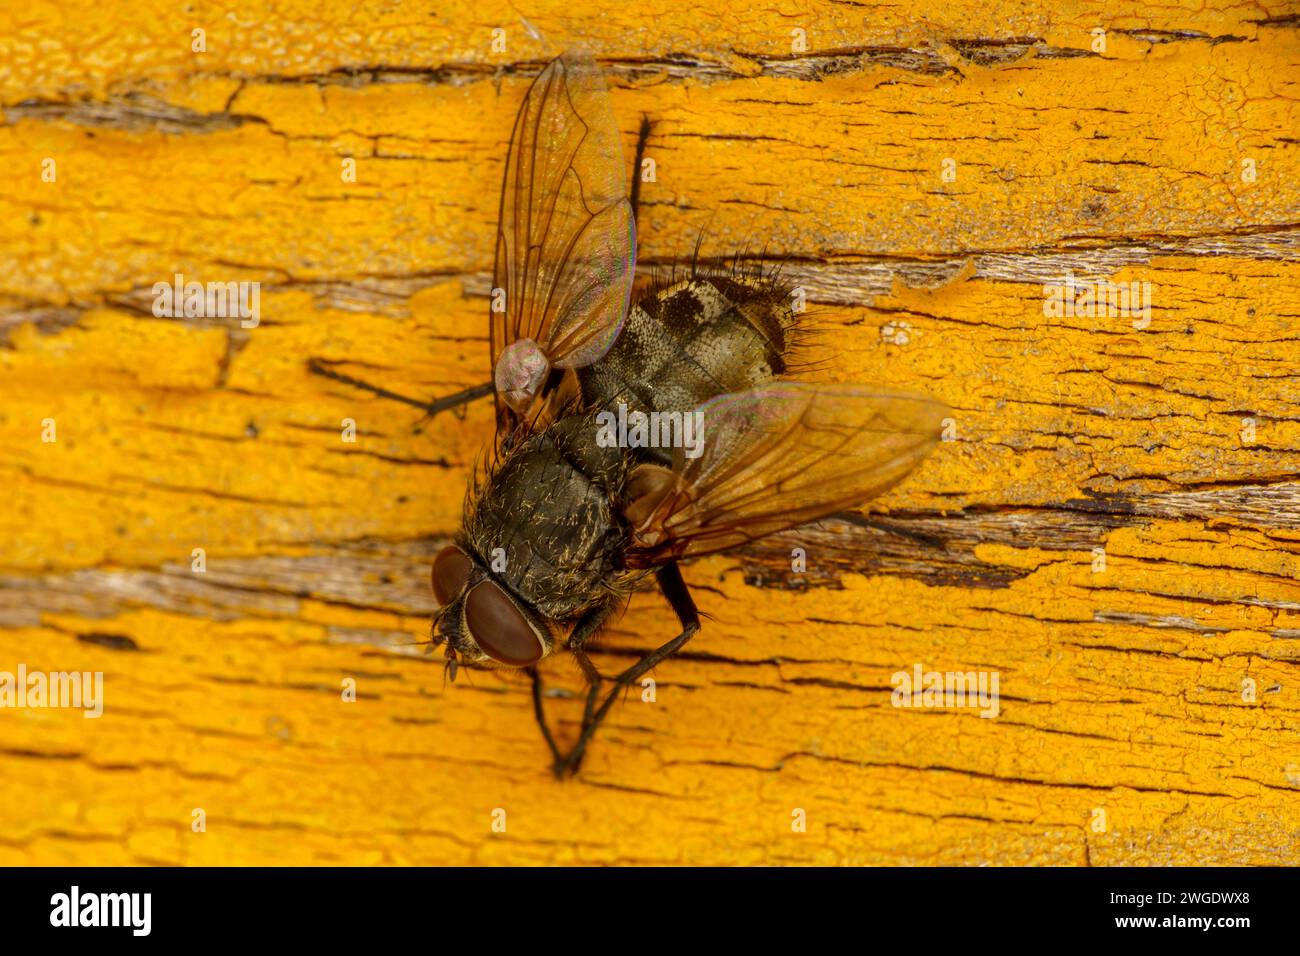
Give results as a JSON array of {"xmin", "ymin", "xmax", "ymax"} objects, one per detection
[
  {"xmin": 557, "ymin": 598, "xmax": 622, "ymax": 767},
  {"xmin": 829, "ymin": 510, "xmax": 946, "ymax": 550},
  {"xmin": 524, "ymin": 599, "xmax": 619, "ymax": 774},
  {"xmin": 554, "ymin": 561, "xmax": 700, "ymax": 778},
  {"xmin": 570, "ymin": 646, "xmax": 604, "ymax": 729},
  {"xmin": 307, "ymin": 357, "xmax": 493, "ymax": 426},
  {"xmin": 528, "ymin": 666, "xmax": 562, "ymax": 765},
  {"xmin": 629, "ymin": 115, "xmax": 653, "ymax": 228}
]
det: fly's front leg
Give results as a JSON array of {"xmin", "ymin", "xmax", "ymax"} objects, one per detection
[
  {"xmin": 570, "ymin": 646, "xmax": 604, "ymax": 730},
  {"xmin": 555, "ymin": 562, "xmax": 700, "ymax": 777},
  {"xmin": 523, "ymin": 598, "xmax": 619, "ymax": 776},
  {"xmin": 307, "ymin": 358, "xmax": 493, "ymax": 426},
  {"xmin": 545, "ymin": 597, "xmax": 623, "ymax": 777},
  {"xmin": 528, "ymin": 666, "xmax": 562, "ymax": 765}
]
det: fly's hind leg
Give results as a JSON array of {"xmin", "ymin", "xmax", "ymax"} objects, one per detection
[
  {"xmin": 307, "ymin": 358, "xmax": 493, "ymax": 428},
  {"xmin": 554, "ymin": 562, "xmax": 700, "ymax": 778}
]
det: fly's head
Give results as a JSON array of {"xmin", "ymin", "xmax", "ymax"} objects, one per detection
[{"xmin": 429, "ymin": 543, "xmax": 552, "ymax": 679}]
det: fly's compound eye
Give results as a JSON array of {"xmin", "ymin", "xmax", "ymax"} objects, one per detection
[
  {"xmin": 431, "ymin": 546, "xmax": 473, "ymax": 605},
  {"xmin": 464, "ymin": 580, "xmax": 544, "ymax": 666}
]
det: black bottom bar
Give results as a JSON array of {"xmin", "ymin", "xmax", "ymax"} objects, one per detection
[{"xmin": 0, "ymin": 866, "xmax": 1281, "ymax": 942}]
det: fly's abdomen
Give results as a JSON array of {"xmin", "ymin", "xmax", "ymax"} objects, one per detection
[{"xmin": 579, "ymin": 275, "xmax": 795, "ymax": 415}]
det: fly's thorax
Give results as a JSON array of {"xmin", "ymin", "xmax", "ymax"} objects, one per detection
[
  {"xmin": 462, "ymin": 413, "xmax": 627, "ymax": 622},
  {"xmin": 578, "ymin": 274, "xmax": 797, "ymax": 416}
]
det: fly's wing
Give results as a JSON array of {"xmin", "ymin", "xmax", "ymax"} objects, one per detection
[
  {"xmin": 623, "ymin": 384, "xmax": 949, "ymax": 567},
  {"xmin": 492, "ymin": 50, "xmax": 635, "ymax": 433}
]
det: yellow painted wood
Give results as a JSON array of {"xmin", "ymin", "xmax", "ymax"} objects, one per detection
[{"xmin": 0, "ymin": 1, "xmax": 1298, "ymax": 865}]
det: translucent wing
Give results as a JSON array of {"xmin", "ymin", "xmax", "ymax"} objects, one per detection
[
  {"xmin": 492, "ymin": 51, "xmax": 635, "ymax": 429},
  {"xmin": 624, "ymin": 384, "xmax": 949, "ymax": 567}
]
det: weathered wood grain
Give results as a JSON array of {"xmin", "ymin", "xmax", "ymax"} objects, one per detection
[{"xmin": 0, "ymin": 1, "xmax": 1297, "ymax": 865}]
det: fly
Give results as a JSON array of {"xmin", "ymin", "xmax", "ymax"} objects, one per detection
[{"xmin": 310, "ymin": 50, "xmax": 948, "ymax": 776}]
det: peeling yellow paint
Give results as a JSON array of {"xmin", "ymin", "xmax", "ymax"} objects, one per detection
[{"xmin": 0, "ymin": 2, "xmax": 1298, "ymax": 865}]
